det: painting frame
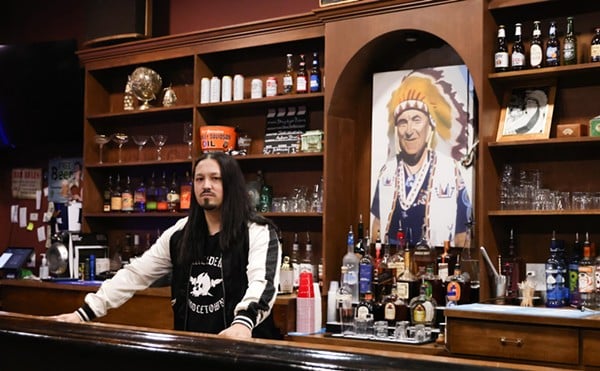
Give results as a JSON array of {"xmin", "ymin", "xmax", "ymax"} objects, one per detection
[{"xmin": 496, "ymin": 81, "xmax": 556, "ymax": 142}]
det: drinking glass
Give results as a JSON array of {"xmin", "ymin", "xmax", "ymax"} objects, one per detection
[
  {"xmin": 94, "ymin": 134, "xmax": 113, "ymax": 164},
  {"xmin": 112, "ymin": 133, "xmax": 129, "ymax": 163},
  {"xmin": 151, "ymin": 134, "xmax": 168, "ymax": 161},
  {"xmin": 183, "ymin": 122, "xmax": 193, "ymax": 159},
  {"xmin": 132, "ymin": 135, "xmax": 150, "ymax": 162}
]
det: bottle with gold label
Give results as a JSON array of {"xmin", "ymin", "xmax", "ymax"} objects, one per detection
[
  {"xmin": 591, "ymin": 28, "xmax": 600, "ymax": 62},
  {"xmin": 279, "ymin": 256, "xmax": 294, "ymax": 294},
  {"xmin": 409, "ymin": 279, "xmax": 437, "ymax": 326}
]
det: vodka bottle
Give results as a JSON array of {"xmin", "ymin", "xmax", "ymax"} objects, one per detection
[
  {"xmin": 342, "ymin": 225, "xmax": 360, "ymax": 304},
  {"xmin": 578, "ymin": 233, "xmax": 595, "ymax": 309},
  {"xmin": 545, "ymin": 231, "xmax": 566, "ymax": 307}
]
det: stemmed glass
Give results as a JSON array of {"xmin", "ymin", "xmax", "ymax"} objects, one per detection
[
  {"xmin": 94, "ymin": 134, "xmax": 113, "ymax": 164},
  {"xmin": 132, "ymin": 135, "xmax": 150, "ymax": 162},
  {"xmin": 183, "ymin": 122, "xmax": 193, "ymax": 159},
  {"xmin": 151, "ymin": 134, "xmax": 168, "ymax": 161},
  {"xmin": 112, "ymin": 133, "xmax": 129, "ymax": 163}
]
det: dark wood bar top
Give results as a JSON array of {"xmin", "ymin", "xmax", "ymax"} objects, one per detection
[{"xmin": 0, "ymin": 311, "xmax": 563, "ymax": 371}]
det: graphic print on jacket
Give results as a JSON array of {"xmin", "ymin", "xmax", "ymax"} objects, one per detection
[{"xmin": 186, "ymin": 235, "xmax": 226, "ymax": 333}]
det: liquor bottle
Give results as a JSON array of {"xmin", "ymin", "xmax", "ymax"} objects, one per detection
[
  {"xmin": 568, "ymin": 233, "xmax": 582, "ymax": 307},
  {"xmin": 437, "ymin": 240, "xmax": 451, "ymax": 282},
  {"xmin": 282, "ymin": 53, "xmax": 294, "ymax": 94},
  {"xmin": 424, "ymin": 266, "xmax": 445, "ymax": 307},
  {"xmin": 494, "ymin": 25, "xmax": 509, "ymax": 72},
  {"xmin": 563, "ymin": 16, "xmax": 577, "ymax": 65},
  {"xmin": 378, "ymin": 234, "xmax": 394, "ymax": 296},
  {"xmin": 132, "ymin": 233, "xmax": 141, "ymax": 257},
  {"xmin": 156, "ymin": 171, "xmax": 169, "ymax": 211},
  {"xmin": 545, "ymin": 231, "xmax": 566, "ymax": 307},
  {"xmin": 529, "ymin": 21, "xmax": 543, "ymax": 68},
  {"xmin": 358, "ymin": 235, "xmax": 373, "ymax": 299},
  {"xmin": 578, "ymin": 232, "xmax": 595, "ymax": 309},
  {"xmin": 133, "ymin": 177, "xmax": 146, "ymax": 213},
  {"xmin": 460, "ymin": 220, "xmax": 479, "ymax": 303},
  {"xmin": 179, "ymin": 171, "xmax": 192, "ymax": 211},
  {"xmin": 511, "ymin": 23, "xmax": 526, "ymax": 70},
  {"xmin": 354, "ymin": 214, "xmax": 365, "ymax": 258},
  {"xmin": 389, "ymin": 221, "xmax": 406, "ymax": 281},
  {"xmin": 546, "ymin": 21, "xmax": 560, "ymax": 66},
  {"xmin": 301, "ymin": 232, "xmax": 316, "ymax": 282},
  {"xmin": 501, "ymin": 229, "xmax": 522, "ymax": 301},
  {"xmin": 121, "ymin": 233, "xmax": 133, "ymax": 266},
  {"xmin": 594, "ymin": 236, "xmax": 600, "ymax": 309},
  {"xmin": 409, "ymin": 279, "xmax": 437, "ymax": 326},
  {"xmin": 309, "ymin": 51, "xmax": 321, "ymax": 93},
  {"xmin": 146, "ymin": 172, "xmax": 158, "ymax": 212},
  {"xmin": 258, "ymin": 181, "xmax": 272, "ymax": 213},
  {"xmin": 279, "ymin": 256, "xmax": 294, "ymax": 294},
  {"xmin": 396, "ymin": 244, "xmax": 418, "ymax": 304},
  {"xmin": 291, "ymin": 232, "xmax": 300, "ymax": 291},
  {"xmin": 103, "ymin": 175, "xmax": 113, "ymax": 212},
  {"xmin": 371, "ymin": 230, "xmax": 383, "ymax": 301},
  {"xmin": 295, "ymin": 54, "xmax": 308, "ymax": 94},
  {"xmin": 591, "ymin": 28, "xmax": 600, "ymax": 62},
  {"xmin": 446, "ymin": 255, "xmax": 467, "ymax": 306},
  {"xmin": 412, "ymin": 225, "xmax": 436, "ymax": 279},
  {"xmin": 356, "ymin": 291, "xmax": 374, "ymax": 320},
  {"xmin": 121, "ymin": 175, "xmax": 134, "ymax": 212},
  {"xmin": 337, "ymin": 266, "xmax": 355, "ymax": 334},
  {"xmin": 342, "ymin": 225, "xmax": 360, "ymax": 304},
  {"xmin": 167, "ymin": 172, "xmax": 180, "ymax": 212},
  {"xmin": 382, "ymin": 283, "xmax": 409, "ymax": 326},
  {"xmin": 110, "ymin": 174, "xmax": 122, "ymax": 212}
]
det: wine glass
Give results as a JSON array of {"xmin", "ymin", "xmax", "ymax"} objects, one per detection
[
  {"xmin": 183, "ymin": 122, "xmax": 193, "ymax": 159},
  {"xmin": 132, "ymin": 135, "xmax": 150, "ymax": 162},
  {"xmin": 112, "ymin": 133, "xmax": 129, "ymax": 163},
  {"xmin": 94, "ymin": 134, "xmax": 113, "ymax": 164},
  {"xmin": 151, "ymin": 134, "xmax": 168, "ymax": 161}
]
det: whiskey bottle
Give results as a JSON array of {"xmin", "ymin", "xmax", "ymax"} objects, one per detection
[
  {"xmin": 412, "ymin": 225, "xmax": 436, "ymax": 279},
  {"xmin": 578, "ymin": 233, "xmax": 595, "ymax": 309},
  {"xmin": 568, "ymin": 233, "xmax": 582, "ymax": 307},
  {"xmin": 529, "ymin": 21, "xmax": 543, "ymax": 68},
  {"xmin": 424, "ymin": 266, "xmax": 445, "ymax": 307},
  {"xmin": 110, "ymin": 174, "xmax": 122, "ymax": 212},
  {"xmin": 103, "ymin": 175, "xmax": 113, "ymax": 212},
  {"xmin": 389, "ymin": 221, "xmax": 406, "ymax": 281},
  {"xmin": 501, "ymin": 229, "xmax": 522, "ymax": 300},
  {"xmin": 546, "ymin": 21, "xmax": 560, "ymax": 66},
  {"xmin": 342, "ymin": 225, "xmax": 360, "ymax": 304},
  {"xmin": 383, "ymin": 283, "xmax": 409, "ymax": 326},
  {"xmin": 179, "ymin": 171, "xmax": 192, "ymax": 211},
  {"xmin": 591, "ymin": 28, "xmax": 600, "ymax": 62},
  {"xmin": 437, "ymin": 240, "xmax": 451, "ymax": 282},
  {"xmin": 409, "ymin": 279, "xmax": 437, "ymax": 326},
  {"xmin": 309, "ymin": 51, "xmax": 321, "ymax": 93},
  {"xmin": 356, "ymin": 291, "xmax": 374, "ymax": 320},
  {"xmin": 282, "ymin": 53, "xmax": 294, "ymax": 94},
  {"xmin": 295, "ymin": 54, "xmax": 308, "ymax": 94},
  {"xmin": 396, "ymin": 245, "xmax": 418, "ymax": 304},
  {"xmin": 121, "ymin": 175, "xmax": 133, "ymax": 212},
  {"xmin": 563, "ymin": 16, "xmax": 577, "ymax": 65},
  {"xmin": 494, "ymin": 25, "xmax": 509, "ymax": 72},
  {"xmin": 167, "ymin": 172, "xmax": 180, "ymax": 212},
  {"xmin": 446, "ymin": 255, "xmax": 468, "ymax": 306},
  {"xmin": 511, "ymin": 23, "xmax": 526, "ymax": 70}
]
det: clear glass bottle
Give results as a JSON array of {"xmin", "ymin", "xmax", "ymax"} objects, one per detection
[
  {"xmin": 511, "ymin": 23, "xmax": 525, "ymax": 70},
  {"xmin": 530, "ymin": 21, "xmax": 543, "ymax": 68},
  {"xmin": 591, "ymin": 27, "xmax": 600, "ymax": 62},
  {"xmin": 460, "ymin": 220, "xmax": 479, "ymax": 303},
  {"xmin": 545, "ymin": 231, "xmax": 566, "ymax": 307},
  {"xmin": 282, "ymin": 53, "xmax": 294, "ymax": 94},
  {"xmin": 342, "ymin": 225, "xmax": 360, "ymax": 304},
  {"xmin": 300, "ymin": 231, "xmax": 315, "ymax": 281},
  {"xmin": 494, "ymin": 24, "xmax": 509, "ymax": 72},
  {"xmin": 295, "ymin": 54, "xmax": 308, "ymax": 94},
  {"xmin": 336, "ymin": 265, "xmax": 354, "ymax": 334},
  {"xmin": 563, "ymin": 16, "xmax": 577, "ymax": 65},
  {"xmin": 546, "ymin": 21, "xmax": 560, "ymax": 66},
  {"xmin": 291, "ymin": 232, "xmax": 300, "ymax": 291}
]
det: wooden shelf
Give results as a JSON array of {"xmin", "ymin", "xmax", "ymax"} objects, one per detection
[
  {"xmin": 489, "ymin": 209, "xmax": 600, "ymax": 216},
  {"xmin": 86, "ymin": 159, "xmax": 192, "ymax": 169},
  {"xmin": 197, "ymin": 92, "xmax": 324, "ymax": 110},
  {"xmin": 87, "ymin": 104, "xmax": 195, "ymax": 120},
  {"xmin": 85, "ymin": 212, "xmax": 189, "ymax": 218},
  {"xmin": 488, "ymin": 136, "xmax": 600, "ymax": 148},
  {"xmin": 488, "ymin": 62, "xmax": 600, "ymax": 87}
]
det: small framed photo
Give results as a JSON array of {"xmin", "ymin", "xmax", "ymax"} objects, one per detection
[{"xmin": 496, "ymin": 82, "xmax": 556, "ymax": 142}]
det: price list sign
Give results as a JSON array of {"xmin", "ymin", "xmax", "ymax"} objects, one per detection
[{"xmin": 11, "ymin": 168, "xmax": 42, "ymax": 199}]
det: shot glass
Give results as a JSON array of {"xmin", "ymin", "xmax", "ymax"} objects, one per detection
[{"xmin": 373, "ymin": 321, "xmax": 388, "ymax": 338}]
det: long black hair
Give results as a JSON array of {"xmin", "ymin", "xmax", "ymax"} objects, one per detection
[{"xmin": 175, "ymin": 152, "xmax": 277, "ymax": 265}]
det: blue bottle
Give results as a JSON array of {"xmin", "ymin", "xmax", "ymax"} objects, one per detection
[{"xmin": 545, "ymin": 231, "xmax": 566, "ymax": 307}]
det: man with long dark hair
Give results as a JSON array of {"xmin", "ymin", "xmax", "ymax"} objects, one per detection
[{"xmin": 52, "ymin": 152, "xmax": 282, "ymax": 339}]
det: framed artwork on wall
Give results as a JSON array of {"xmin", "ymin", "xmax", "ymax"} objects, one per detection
[
  {"xmin": 370, "ymin": 65, "xmax": 476, "ymax": 249},
  {"xmin": 496, "ymin": 82, "xmax": 556, "ymax": 142}
]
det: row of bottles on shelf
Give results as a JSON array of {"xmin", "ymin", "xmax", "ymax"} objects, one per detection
[
  {"xmin": 247, "ymin": 170, "xmax": 323, "ymax": 213},
  {"xmin": 102, "ymin": 171, "xmax": 192, "ymax": 213},
  {"xmin": 497, "ymin": 227, "xmax": 600, "ymax": 310},
  {"xmin": 494, "ymin": 16, "xmax": 599, "ymax": 71},
  {"xmin": 200, "ymin": 52, "xmax": 322, "ymax": 104}
]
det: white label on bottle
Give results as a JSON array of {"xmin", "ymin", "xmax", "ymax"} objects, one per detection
[
  {"xmin": 579, "ymin": 266, "xmax": 594, "ymax": 293},
  {"xmin": 530, "ymin": 44, "xmax": 543, "ymax": 67},
  {"xmin": 397, "ymin": 282, "xmax": 409, "ymax": 299},
  {"xmin": 564, "ymin": 42, "xmax": 576, "ymax": 62},
  {"xmin": 200, "ymin": 77, "xmax": 210, "ymax": 104},
  {"xmin": 233, "ymin": 74, "xmax": 244, "ymax": 101},
  {"xmin": 209, "ymin": 77, "xmax": 221, "ymax": 103},
  {"xmin": 296, "ymin": 76, "xmax": 307, "ymax": 92},
  {"xmin": 221, "ymin": 75, "xmax": 232, "ymax": 102},
  {"xmin": 511, "ymin": 52, "xmax": 525, "ymax": 68},
  {"xmin": 495, "ymin": 52, "xmax": 509, "ymax": 68},
  {"xmin": 251, "ymin": 78, "xmax": 262, "ymax": 99}
]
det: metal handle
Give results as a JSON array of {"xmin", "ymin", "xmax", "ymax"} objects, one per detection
[{"xmin": 500, "ymin": 336, "xmax": 523, "ymax": 347}]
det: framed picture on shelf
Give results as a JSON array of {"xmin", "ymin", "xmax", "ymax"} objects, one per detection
[{"xmin": 496, "ymin": 82, "xmax": 556, "ymax": 142}]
